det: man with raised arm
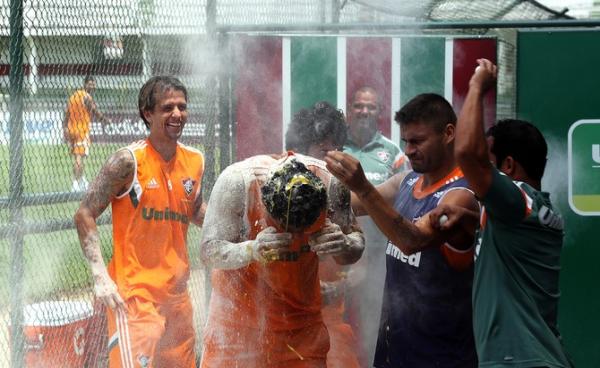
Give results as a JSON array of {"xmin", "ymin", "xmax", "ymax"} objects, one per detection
[{"xmin": 450, "ymin": 58, "xmax": 571, "ymax": 367}]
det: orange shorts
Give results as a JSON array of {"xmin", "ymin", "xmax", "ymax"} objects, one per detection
[
  {"xmin": 68, "ymin": 134, "xmax": 90, "ymax": 156},
  {"xmin": 200, "ymin": 322, "xmax": 329, "ymax": 368},
  {"xmin": 107, "ymin": 296, "xmax": 196, "ymax": 368}
]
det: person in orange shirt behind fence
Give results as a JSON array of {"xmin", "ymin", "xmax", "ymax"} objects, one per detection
[
  {"xmin": 74, "ymin": 76, "xmax": 206, "ymax": 368},
  {"xmin": 63, "ymin": 75, "xmax": 110, "ymax": 192}
]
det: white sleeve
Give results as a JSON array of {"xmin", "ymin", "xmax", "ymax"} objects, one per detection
[{"xmin": 200, "ymin": 166, "xmax": 256, "ymax": 269}]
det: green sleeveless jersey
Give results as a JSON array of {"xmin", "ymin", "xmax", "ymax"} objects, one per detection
[
  {"xmin": 343, "ymin": 131, "xmax": 405, "ymax": 185},
  {"xmin": 474, "ymin": 169, "xmax": 571, "ymax": 367}
]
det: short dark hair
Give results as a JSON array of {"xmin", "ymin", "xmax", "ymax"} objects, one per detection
[
  {"xmin": 138, "ymin": 76, "xmax": 188, "ymax": 128},
  {"xmin": 285, "ymin": 101, "xmax": 347, "ymax": 154},
  {"xmin": 486, "ymin": 119, "xmax": 548, "ymax": 181},
  {"xmin": 84, "ymin": 75, "xmax": 95, "ymax": 84},
  {"xmin": 394, "ymin": 93, "xmax": 456, "ymax": 132}
]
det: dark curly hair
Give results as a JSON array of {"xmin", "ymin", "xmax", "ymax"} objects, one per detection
[
  {"xmin": 486, "ymin": 119, "xmax": 548, "ymax": 182},
  {"xmin": 285, "ymin": 101, "xmax": 347, "ymax": 154},
  {"xmin": 138, "ymin": 76, "xmax": 188, "ymax": 128},
  {"xmin": 261, "ymin": 158, "xmax": 327, "ymax": 231}
]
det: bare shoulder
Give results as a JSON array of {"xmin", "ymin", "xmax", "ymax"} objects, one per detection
[
  {"xmin": 439, "ymin": 187, "xmax": 479, "ymax": 211},
  {"xmin": 104, "ymin": 148, "xmax": 135, "ymax": 184},
  {"xmin": 376, "ymin": 171, "xmax": 408, "ymax": 203},
  {"xmin": 210, "ymin": 164, "xmax": 247, "ymax": 206},
  {"xmin": 80, "ymin": 149, "xmax": 135, "ymax": 217},
  {"xmin": 388, "ymin": 170, "xmax": 409, "ymax": 187}
]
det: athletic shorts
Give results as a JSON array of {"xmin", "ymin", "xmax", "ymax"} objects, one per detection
[
  {"xmin": 107, "ymin": 296, "xmax": 196, "ymax": 368},
  {"xmin": 200, "ymin": 322, "xmax": 329, "ymax": 368},
  {"xmin": 68, "ymin": 134, "xmax": 90, "ymax": 157}
]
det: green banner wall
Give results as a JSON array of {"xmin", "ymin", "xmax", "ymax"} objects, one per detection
[
  {"xmin": 235, "ymin": 35, "xmax": 496, "ymax": 160},
  {"xmin": 517, "ymin": 30, "xmax": 600, "ymax": 368},
  {"xmin": 290, "ymin": 37, "xmax": 338, "ymax": 114},
  {"xmin": 400, "ymin": 37, "xmax": 446, "ymax": 105}
]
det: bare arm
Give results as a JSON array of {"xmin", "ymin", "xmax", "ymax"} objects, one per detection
[
  {"xmin": 200, "ymin": 167, "xmax": 292, "ymax": 269},
  {"xmin": 455, "ymin": 58, "xmax": 498, "ymax": 199},
  {"xmin": 190, "ymin": 182, "xmax": 207, "ymax": 226},
  {"xmin": 63, "ymin": 105, "xmax": 70, "ymax": 141},
  {"xmin": 63, "ymin": 105, "xmax": 69, "ymax": 130},
  {"xmin": 326, "ymin": 151, "xmax": 479, "ymax": 254},
  {"xmin": 74, "ymin": 148, "xmax": 134, "ymax": 309},
  {"xmin": 350, "ymin": 172, "xmax": 407, "ymax": 216},
  {"xmin": 199, "ymin": 167, "xmax": 252, "ymax": 269}
]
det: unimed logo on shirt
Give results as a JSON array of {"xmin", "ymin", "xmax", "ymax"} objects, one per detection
[
  {"xmin": 386, "ymin": 241, "xmax": 421, "ymax": 267},
  {"xmin": 568, "ymin": 119, "xmax": 600, "ymax": 215},
  {"xmin": 141, "ymin": 207, "xmax": 190, "ymax": 224}
]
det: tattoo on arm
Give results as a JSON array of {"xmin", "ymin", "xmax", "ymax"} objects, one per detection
[
  {"xmin": 82, "ymin": 149, "xmax": 134, "ymax": 218},
  {"xmin": 393, "ymin": 213, "xmax": 423, "ymax": 246}
]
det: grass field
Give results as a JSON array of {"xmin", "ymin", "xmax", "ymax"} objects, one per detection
[{"xmin": 0, "ymin": 141, "xmax": 205, "ymax": 308}]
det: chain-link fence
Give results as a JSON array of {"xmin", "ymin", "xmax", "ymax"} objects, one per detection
[{"xmin": 0, "ymin": 0, "xmax": 579, "ymax": 367}]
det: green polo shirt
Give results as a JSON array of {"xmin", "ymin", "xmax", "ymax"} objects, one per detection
[{"xmin": 343, "ymin": 131, "xmax": 405, "ymax": 186}]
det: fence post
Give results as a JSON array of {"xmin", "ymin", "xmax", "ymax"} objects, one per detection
[
  {"xmin": 9, "ymin": 0, "xmax": 25, "ymax": 367},
  {"xmin": 203, "ymin": 0, "xmax": 218, "ymax": 190},
  {"xmin": 218, "ymin": 32, "xmax": 232, "ymax": 173},
  {"xmin": 331, "ymin": 0, "xmax": 340, "ymax": 23}
]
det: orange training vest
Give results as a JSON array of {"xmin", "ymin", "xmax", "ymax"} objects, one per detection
[
  {"xmin": 67, "ymin": 89, "xmax": 92, "ymax": 137},
  {"xmin": 109, "ymin": 139, "xmax": 204, "ymax": 303},
  {"xmin": 208, "ymin": 153, "xmax": 331, "ymax": 331}
]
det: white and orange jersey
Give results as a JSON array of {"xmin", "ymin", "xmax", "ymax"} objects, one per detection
[{"xmin": 109, "ymin": 139, "xmax": 204, "ymax": 303}]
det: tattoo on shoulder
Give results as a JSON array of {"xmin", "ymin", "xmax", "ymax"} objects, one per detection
[
  {"xmin": 82, "ymin": 149, "xmax": 134, "ymax": 216},
  {"xmin": 106, "ymin": 149, "xmax": 135, "ymax": 182}
]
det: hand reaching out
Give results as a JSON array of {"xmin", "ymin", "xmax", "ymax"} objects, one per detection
[{"xmin": 324, "ymin": 151, "xmax": 373, "ymax": 197}]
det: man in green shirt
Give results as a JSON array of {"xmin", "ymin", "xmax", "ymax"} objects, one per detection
[
  {"xmin": 343, "ymin": 86, "xmax": 406, "ymax": 364},
  {"xmin": 343, "ymin": 86, "xmax": 406, "ymax": 185},
  {"xmin": 440, "ymin": 58, "xmax": 571, "ymax": 367}
]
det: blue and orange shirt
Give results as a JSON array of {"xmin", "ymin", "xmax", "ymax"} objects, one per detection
[{"xmin": 374, "ymin": 167, "xmax": 477, "ymax": 368}]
